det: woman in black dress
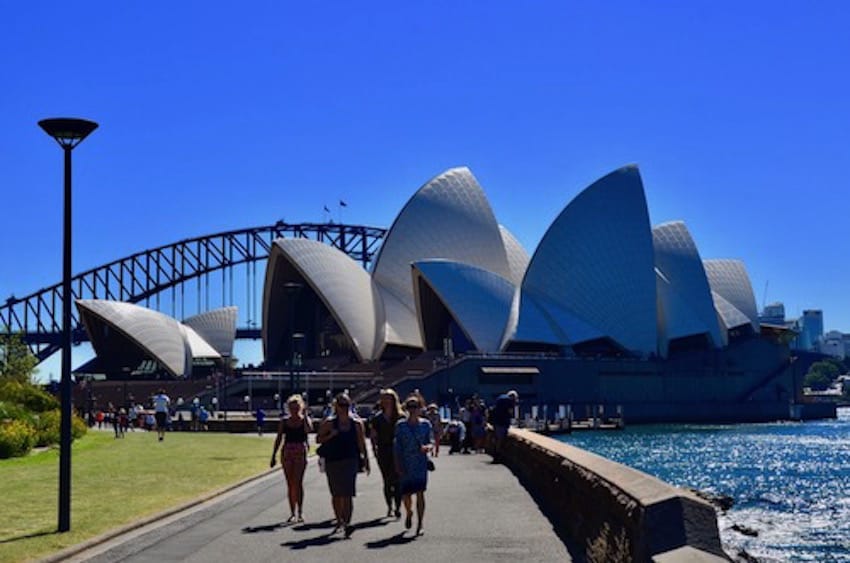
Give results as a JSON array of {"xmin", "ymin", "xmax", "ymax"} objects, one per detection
[
  {"xmin": 370, "ymin": 388, "xmax": 403, "ymax": 517},
  {"xmin": 316, "ymin": 393, "xmax": 370, "ymax": 537}
]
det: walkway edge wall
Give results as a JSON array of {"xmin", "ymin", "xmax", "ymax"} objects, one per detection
[{"xmin": 502, "ymin": 429, "xmax": 729, "ymax": 562}]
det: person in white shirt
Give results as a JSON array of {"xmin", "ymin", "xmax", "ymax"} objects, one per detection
[{"xmin": 152, "ymin": 389, "xmax": 171, "ymax": 442}]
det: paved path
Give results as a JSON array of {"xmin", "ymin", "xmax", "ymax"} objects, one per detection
[{"xmin": 70, "ymin": 452, "xmax": 574, "ymax": 563}]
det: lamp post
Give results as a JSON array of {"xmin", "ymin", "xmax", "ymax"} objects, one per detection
[
  {"xmin": 292, "ymin": 332, "xmax": 304, "ymax": 395},
  {"xmin": 283, "ymin": 282, "xmax": 303, "ymax": 393},
  {"xmin": 39, "ymin": 117, "xmax": 97, "ymax": 533}
]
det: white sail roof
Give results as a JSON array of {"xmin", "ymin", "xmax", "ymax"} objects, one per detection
[
  {"xmin": 499, "ymin": 225, "xmax": 531, "ymax": 286},
  {"xmin": 264, "ymin": 238, "xmax": 382, "ymax": 361},
  {"xmin": 371, "ymin": 167, "xmax": 511, "ymax": 351},
  {"xmin": 517, "ymin": 165, "xmax": 658, "ymax": 355},
  {"xmin": 76, "ymin": 299, "xmax": 191, "ymax": 377},
  {"xmin": 412, "ymin": 260, "xmax": 516, "ymax": 353},
  {"xmin": 183, "ymin": 307, "xmax": 237, "ymax": 357},
  {"xmin": 703, "ymin": 259, "xmax": 760, "ymax": 332},
  {"xmin": 652, "ymin": 221, "xmax": 723, "ymax": 352},
  {"xmin": 180, "ymin": 324, "xmax": 221, "ymax": 359}
]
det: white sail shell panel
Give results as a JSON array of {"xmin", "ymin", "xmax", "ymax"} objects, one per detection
[
  {"xmin": 499, "ymin": 225, "xmax": 531, "ymax": 286},
  {"xmin": 703, "ymin": 259, "xmax": 760, "ymax": 332},
  {"xmin": 413, "ymin": 260, "xmax": 516, "ymax": 353},
  {"xmin": 180, "ymin": 324, "xmax": 221, "ymax": 359},
  {"xmin": 711, "ymin": 290, "xmax": 753, "ymax": 332},
  {"xmin": 652, "ymin": 221, "xmax": 723, "ymax": 349},
  {"xmin": 76, "ymin": 299, "xmax": 190, "ymax": 377},
  {"xmin": 266, "ymin": 239, "xmax": 381, "ymax": 361},
  {"xmin": 512, "ymin": 291, "xmax": 569, "ymax": 346},
  {"xmin": 375, "ymin": 282, "xmax": 422, "ymax": 352},
  {"xmin": 519, "ymin": 165, "xmax": 658, "ymax": 355},
  {"xmin": 371, "ymin": 167, "xmax": 511, "ymax": 339},
  {"xmin": 183, "ymin": 306, "xmax": 237, "ymax": 357}
]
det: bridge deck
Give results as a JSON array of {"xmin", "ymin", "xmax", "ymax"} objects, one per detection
[{"xmin": 71, "ymin": 448, "xmax": 574, "ymax": 563}]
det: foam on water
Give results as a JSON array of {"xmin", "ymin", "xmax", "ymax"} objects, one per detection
[{"xmin": 556, "ymin": 408, "xmax": 850, "ymax": 561}]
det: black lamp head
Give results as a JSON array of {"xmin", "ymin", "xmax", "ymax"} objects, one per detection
[{"xmin": 38, "ymin": 118, "xmax": 98, "ymax": 149}]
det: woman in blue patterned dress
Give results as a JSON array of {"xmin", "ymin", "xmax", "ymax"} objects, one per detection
[{"xmin": 394, "ymin": 395, "xmax": 433, "ymax": 536}]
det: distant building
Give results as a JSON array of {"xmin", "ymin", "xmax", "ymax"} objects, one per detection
[
  {"xmin": 791, "ymin": 309, "xmax": 824, "ymax": 351},
  {"xmin": 819, "ymin": 330, "xmax": 846, "ymax": 359},
  {"xmin": 759, "ymin": 302, "xmax": 786, "ymax": 325}
]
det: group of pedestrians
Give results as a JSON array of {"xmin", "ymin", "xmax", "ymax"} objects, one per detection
[{"xmin": 269, "ymin": 388, "xmax": 435, "ymax": 540}]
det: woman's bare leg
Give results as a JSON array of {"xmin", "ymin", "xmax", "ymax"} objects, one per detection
[
  {"xmin": 416, "ymin": 491, "xmax": 426, "ymax": 534},
  {"xmin": 282, "ymin": 459, "xmax": 297, "ymax": 519},
  {"xmin": 292, "ymin": 456, "xmax": 307, "ymax": 518}
]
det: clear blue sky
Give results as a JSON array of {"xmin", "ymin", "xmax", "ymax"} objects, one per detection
[{"xmin": 3, "ymin": 2, "xmax": 850, "ymax": 378}]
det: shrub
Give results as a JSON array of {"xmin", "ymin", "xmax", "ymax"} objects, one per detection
[
  {"xmin": 31, "ymin": 410, "xmax": 87, "ymax": 447},
  {"xmin": 0, "ymin": 381, "xmax": 58, "ymax": 413},
  {"xmin": 0, "ymin": 400, "xmax": 36, "ymax": 426},
  {"xmin": 34, "ymin": 409, "xmax": 61, "ymax": 447},
  {"xmin": 71, "ymin": 414, "xmax": 88, "ymax": 440},
  {"xmin": 0, "ymin": 419, "xmax": 37, "ymax": 458}
]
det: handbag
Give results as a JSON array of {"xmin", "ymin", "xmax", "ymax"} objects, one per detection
[{"xmin": 316, "ymin": 418, "xmax": 346, "ymax": 462}]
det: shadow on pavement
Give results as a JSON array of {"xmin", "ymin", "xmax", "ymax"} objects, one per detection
[
  {"xmin": 292, "ymin": 518, "xmax": 336, "ymax": 531},
  {"xmin": 352, "ymin": 517, "xmax": 392, "ymax": 532},
  {"xmin": 364, "ymin": 531, "xmax": 418, "ymax": 549},
  {"xmin": 281, "ymin": 532, "xmax": 341, "ymax": 550},
  {"xmin": 241, "ymin": 521, "xmax": 289, "ymax": 534}
]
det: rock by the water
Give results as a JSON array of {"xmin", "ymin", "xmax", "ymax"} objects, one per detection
[
  {"xmin": 731, "ymin": 523, "xmax": 759, "ymax": 537},
  {"xmin": 686, "ymin": 487, "xmax": 735, "ymax": 512}
]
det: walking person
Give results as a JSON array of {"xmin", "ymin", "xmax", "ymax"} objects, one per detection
[
  {"xmin": 270, "ymin": 395, "xmax": 313, "ymax": 523},
  {"xmin": 152, "ymin": 388, "xmax": 171, "ymax": 442},
  {"xmin": 395, "ymin": 394, "xmax": 433, "ymax": 536},
  {"xmin": 425, "ymin": 403, "xmax": 443, "ymax": 457},
  {"xmin": 316, "ymin": 393, "xmax": 370, "ymax": 538},
  {"xmin": 370, "ymin": 389, "xmax": 403, "ymax": 518},
  {"xmin": 490, "ymin": 390, "xmax": 518, "ymax": 462},
  {"xmin": 256, "ymin": 407, "xmax": 266, "ymax": 436}
]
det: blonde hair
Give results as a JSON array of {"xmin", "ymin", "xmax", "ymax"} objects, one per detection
[
  {"xmin": 379, "ymin": 388, "xmax": 403, "ymax": 419},
  {"xmin": 286, "ymin": 394, "xmax": 305, "ymax": 409}
]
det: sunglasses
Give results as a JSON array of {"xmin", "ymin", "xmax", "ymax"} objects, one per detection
[
  {"xmin": 337, "ymin": 402, "xmax": 350, "ymax": 407},
  {"xmin": 406, "ymin": 403, "xmax": 420, "ymax": 409}
]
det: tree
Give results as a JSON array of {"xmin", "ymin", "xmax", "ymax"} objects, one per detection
[
  {"xmin": 0, "ymin": 331, "xmax": 38, "ymax": 384},
  {"xmin": 804, "ymin": 360, "xmax": 840, "ymax": 391}
]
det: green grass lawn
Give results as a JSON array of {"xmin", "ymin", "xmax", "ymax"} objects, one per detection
[{"xmin": 0, "ymin": 430, "xmax": 277, "ymax": 563}]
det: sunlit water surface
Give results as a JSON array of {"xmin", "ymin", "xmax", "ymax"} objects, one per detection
[{"xmin": 556, "ymin": 408, "xmax": 850, "ymax": 561}]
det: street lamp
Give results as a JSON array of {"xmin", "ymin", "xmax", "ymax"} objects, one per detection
[
  {"xmin": 283, "ymin": 282, "xmax": 303, "ymax": 393},
  {"xmin": 292, "ymin": 332, "xmax": 305, "ymax": 394},
  {"xmin": 39, "ymin": 117, "xmax": 98, "ymax": 533}
]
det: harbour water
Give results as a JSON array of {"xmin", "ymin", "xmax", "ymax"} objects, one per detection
[{"xmin": 556, "ymin": 407, "xmax": 850, "ymax": 562}]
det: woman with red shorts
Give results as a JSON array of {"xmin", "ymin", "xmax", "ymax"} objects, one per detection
[{"xmin": 271, "ymin": 395, "xmax": 312, "ymax": 522}]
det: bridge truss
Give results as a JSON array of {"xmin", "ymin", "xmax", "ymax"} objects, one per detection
[{"xmin": 1, "ymin": 223, "xmax": 387, "ymax": 362}]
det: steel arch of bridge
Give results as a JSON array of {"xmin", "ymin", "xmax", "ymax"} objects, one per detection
[{"xmin": 1, "ymin": 222, "xmax": 387, "ymax": 361}]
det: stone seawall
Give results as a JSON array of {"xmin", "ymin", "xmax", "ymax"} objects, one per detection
[{"xmin": 500, "ymin": 429, "xmax": 729, "ymax": 562}]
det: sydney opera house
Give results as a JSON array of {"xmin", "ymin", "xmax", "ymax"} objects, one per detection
[
  {"xmin": 261, "ymin": 164, "xmax": 814, "ymax": 422},
  {"xmin": 74, "ymin": 301, "xmax": 237, "ymax": 379},
  {"xmin": 76, "ymin": 164, "xmax": 820, "ymax": 422}
]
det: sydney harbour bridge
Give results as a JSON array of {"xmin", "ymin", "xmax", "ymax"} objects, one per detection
[{"xmin": 1, "ymin": 222, "xmax": 387, "ymax": 363}]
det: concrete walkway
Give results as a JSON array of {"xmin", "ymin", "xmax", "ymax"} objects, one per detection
[{"xmin": 69, "ymin": 452, "xmax": 574, "ymax": 563}]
